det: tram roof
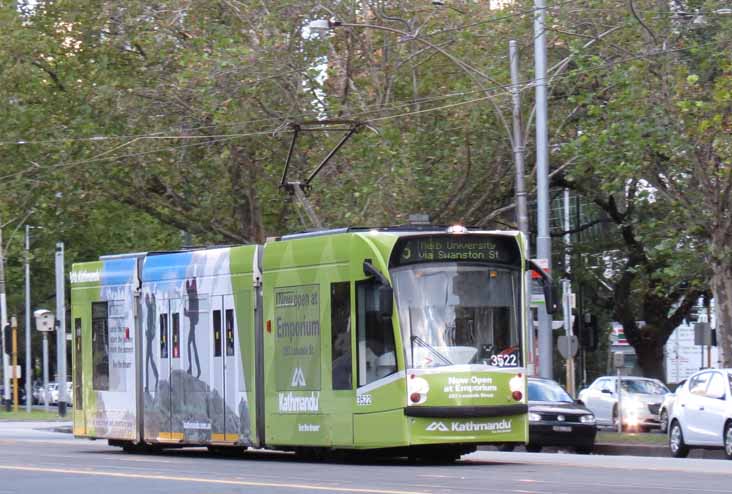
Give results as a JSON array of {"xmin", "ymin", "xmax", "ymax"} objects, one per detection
[{"xmin": 276, "ymin": 226, "xmax": 520, "ymax": 241}]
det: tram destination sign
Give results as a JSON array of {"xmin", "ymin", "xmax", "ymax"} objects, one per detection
[{"xmin": 392, "ymin": 235, "xmax": 520, "ymax": 267}]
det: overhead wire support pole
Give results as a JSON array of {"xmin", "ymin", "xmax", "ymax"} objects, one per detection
[
  {"xmin": 24, "ymin": 225, "xmax": 31, "ymax": 413},
  {"xmin": 509, "ymin": 40, "xmax": 534, "ymax": 377},
  {"xmin": 0, "ymin": 219, "xmax": 9, "ymax": 409},
  {"xmin": 534, "ymin": 0, "xmax": 553, "ymax": 379}
]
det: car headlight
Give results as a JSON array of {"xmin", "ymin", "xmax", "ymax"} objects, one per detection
[
  {"xmin": 579, "ymin": 414, "xmax": 596, "ymax": 424},
  {"xmin": 622, "ymin": 399, "xmax": 645, "ymax": 410},
  {"xmin": 528, "ymin": 412, "xmax": 542, "ymax": 422}
]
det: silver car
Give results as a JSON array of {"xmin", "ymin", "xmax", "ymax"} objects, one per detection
[
  {"xmin": 578, "ymin": 376, "xmax": 670, "ymax": 431},
  {"xmin": 659, "ymin": 379, "xmax": 686, "ymax": 432}
]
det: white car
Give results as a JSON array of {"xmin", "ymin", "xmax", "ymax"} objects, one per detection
[
  {"xmin": 668, "ymin": 368, "xmax": 732, "ymax": 459},
  {"xmin": 41, "ymin": 382, "xmax": 72, "ymax": 405},
  {"xmin": 659, "ymin": 379, "xmax": 686, "ymax": 432},
  {"xmin": 578, "ymin": 376, "xmax": 669, "ymax": 431}
]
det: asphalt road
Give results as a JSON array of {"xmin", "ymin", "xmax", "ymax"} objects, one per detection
[{"xmin": 0, "ymin": 422, "xmax": 731, "ymax": 494}]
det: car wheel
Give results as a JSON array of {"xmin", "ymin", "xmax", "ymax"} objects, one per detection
[
  {"xmin": 659, "ymin": 410, "xmax": 669, "ymax": 433},
  {"xmin": 525, "ymin": 445, "xmax": 542, "ymax": 453},
  {"xmin": 575, "ymin": 445, "xmax": 593, "ymax": 455},
  {"xmin": 669, "ymin": 421, "xmax": 689, "ymax": 458},
  {"xmin": 724, "ymin": 423, "xmax": 732, "ymax": 460}
]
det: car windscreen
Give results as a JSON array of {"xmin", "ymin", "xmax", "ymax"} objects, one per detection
[
  {"xmin": 621, "ymin": 380, "xmax": 669, "ymax": 395},
  {"xmin": 528, "ymin": 380, "xmax": 573, "ymax": 403}
]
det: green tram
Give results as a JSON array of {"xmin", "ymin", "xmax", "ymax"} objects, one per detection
[{"xmin": 70, "ymin": 226, "xmax": 553, "ymax": 460}]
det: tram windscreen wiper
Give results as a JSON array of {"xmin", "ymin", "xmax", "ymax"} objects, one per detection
[{"xmin": 410, "ymin": 335, "xmax": 453, "ymax": 366}]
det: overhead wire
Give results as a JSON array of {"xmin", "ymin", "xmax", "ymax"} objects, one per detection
[{"xmin": 0, "ymin": 132, "xmax": 272, "ymax": 181}]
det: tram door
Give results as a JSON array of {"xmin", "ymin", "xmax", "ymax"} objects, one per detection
[
  {"xmin": 73, "ymin": 316, "xmax": 86, "ymax": 435},
  {"xmin": 156, "ymin": 302, "xmax": 171, "ymax": 441},
  {"xmin": 158, "ymin": 298, "xmax": 183, "ymax": 441},
  {"xmin": 169, "ymin": 298, "xmax": 184, "ymax": 440},
  {"xmin": 211, "ymin": 295, "xmax": 238, "ymax": 442}
]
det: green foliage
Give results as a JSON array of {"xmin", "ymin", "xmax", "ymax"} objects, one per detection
[{"xmin": 1, "ymin": 0, "xmax": 731, "ymax": 375}]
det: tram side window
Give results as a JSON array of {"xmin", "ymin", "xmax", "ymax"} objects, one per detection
[
  {"xmin": 357, "ymin": 281, "xmax": 397, "ymax": 386},
  {"xmin": 213, "ymin": 310, "xmax": 222, "ymax": 357},
  {"xmin": 160, "ymin": 314, "xmax": 169, "ymax": 358},
  {"xmin": 331, "ymin": 282, "xmax": 352, "ymax": 390},
  {"xmin": 225, "ymin": 309, "xmax": 235, "ymax": 356},
  {"xmin": 91, "ymin": 302, "xmax": 109, "ymax": 391},
  {"xmin": 172, "ymin": 313, "xmax": 180, "ymax": 358}
]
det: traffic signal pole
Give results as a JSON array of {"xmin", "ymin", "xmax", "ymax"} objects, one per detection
[{"xmin": 0, "ymin": 221, "xmax": 10, "ymax": 409}]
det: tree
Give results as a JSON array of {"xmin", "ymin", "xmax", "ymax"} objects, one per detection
[
  {"xmin": 2, "ymin": 0, "xmax": 727, "ymax": 379},
  {"xmin": 548, "ymin": 0, "xmax": 730, "ymax": 376}
]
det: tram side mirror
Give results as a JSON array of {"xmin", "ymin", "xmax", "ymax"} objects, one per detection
[{"xmin": 528, "ymin": 259, "xmax": 558, "ymax": 315}]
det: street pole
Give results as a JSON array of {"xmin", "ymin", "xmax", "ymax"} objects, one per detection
[
  {"xmin": 575, "ymin": 195, "xmax": 587, "ymax": 386},
  {"xmin": 563, "ymin": 189, "xmax": 575, "ymax": 396},
  {"xmin": 534, "ymin": 0, "xmax": 553, "ymax": 379},
  {"xmin": 42, "ymin": 331, "xmax": 49, "ymax": 412},
  {"xmin": 617, "ymin": 371, "xmax": 623, "ymax": 433},
  {"xmin": 0, "ymin": 220, "xmax": 10, "ymax": 408},
  {"xmin": 55, "ymin": 242, "xmax": 67, "ymax": 417},
  {"xmin": 24, "ymin": 225, "xmax": 32, "ymax": 413},
  {"xmin": 11, "ymin": 316, "xmax": 18, "ymax": 412},
  {"xmin": 509, "ymin": 40, "xmax": 534, "ymax": 376}
]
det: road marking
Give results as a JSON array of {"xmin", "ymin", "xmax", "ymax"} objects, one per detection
[{"xmin": 0, "ymin": 465, "xmax": 429, "ymax": 494}]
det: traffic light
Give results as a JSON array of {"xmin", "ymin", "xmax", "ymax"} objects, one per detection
[
  {"xmin": 575, "ymin": 312, "xmax": 599, "ymax": 351},
  {"xmin": 684, "ymin": 305, "xmax": 699, "ymax": 325}
]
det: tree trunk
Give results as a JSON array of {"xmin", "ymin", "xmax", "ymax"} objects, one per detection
[
  {"xmin": 711, "ymin": 256, "xmax": 732, "ymax": 367},
  {"xmin": 633, "ymin": 334, "xmax": 666, "ymax": 381}
]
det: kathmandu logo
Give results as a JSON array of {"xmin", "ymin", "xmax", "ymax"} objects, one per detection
[
  {"xmin": 291, "ymin": 367, "xmax": 307, "ymax": 387},
  {"xmin": 426, "ymin": 422, "xmax": 449, "ymax": 432},
  {"xmin": 425, "ymin": 420, "xmax": 513, "ymax": 433},
  {"xmin": 278, "ymin": 392, "xmax": 320, "ymax": 413}
]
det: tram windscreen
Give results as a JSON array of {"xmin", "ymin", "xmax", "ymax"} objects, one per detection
[{"xmin": 391, "ymin": 264, "xmax": 522, "ymax": 369}]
